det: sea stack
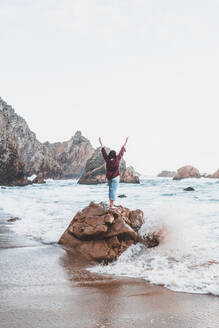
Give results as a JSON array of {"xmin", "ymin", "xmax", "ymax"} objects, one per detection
[
  {"xmin": 157, "ymin": 170, "xmax": 176, "ymax": 178},
  {"xmin": 208, "ymin": 169, "xmax": 219, "ymax": 178},
  {"xmin": 173, "ymin": 165, "xmax": 201, "ymax": 180}
]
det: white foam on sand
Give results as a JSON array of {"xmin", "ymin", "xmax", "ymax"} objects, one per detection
[{"xmin": 89, "ymin": 202, "xmax": 219, "ymax": 296}]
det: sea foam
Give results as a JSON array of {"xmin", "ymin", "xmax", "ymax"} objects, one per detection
[{"xmin": 1, "ymin": 178, "xmax": 219, "ymax": 296}]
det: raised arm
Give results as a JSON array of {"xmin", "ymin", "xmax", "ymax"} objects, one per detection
[
  {"xmin": 123, "ymin": 137, "xmax": 128, "ymax": 148},
  {"xmin": 117, "ymin": 137, "xmax": 128, "ymax": 160},
  {"xmin": 99, "ymin": 137, "xmax": 108, "ymax": 161},
  {"xmin": 98, "ymin": 137, "xmax": 104, "ymax": 148}
]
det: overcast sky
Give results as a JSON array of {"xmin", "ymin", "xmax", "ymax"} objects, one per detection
[{"xmin": 1, "ymin": 0, "xmax": 219, "ymax": 175}]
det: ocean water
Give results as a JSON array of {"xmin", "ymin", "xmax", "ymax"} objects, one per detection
[{"xmin": 0, "ymin": 178, "xmax": 219, "ymax": 296}]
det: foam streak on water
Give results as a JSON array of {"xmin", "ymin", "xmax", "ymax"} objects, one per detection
[{"xmin": 0, "ymin": 178, "xmax": 219, "ymax": 296}]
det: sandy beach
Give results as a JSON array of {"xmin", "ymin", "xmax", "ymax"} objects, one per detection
[{"xmin": 0, "ymin": 220, "xmax": 218, "ymax": 328}]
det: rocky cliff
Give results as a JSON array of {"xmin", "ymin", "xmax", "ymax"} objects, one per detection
[
  {"xmin": 0, "ymin": 97, "xmax": 139, "ymax": 186},
  {"xmin": 44, "ymin": 131, "xmax": 94, "ymax": 178},
  {"xmin": 0, "ymin": 98, "xmax": 62, "ymax": 179},
  {"xmin": 0, "ymin": 98, "xmax": 94, "ymax": 184},
  {"xmin": 0, "ymin": 140, "xmax": 28, "ymax": 186},
  {"xmin": 78, "ymin": 147, "xmax": 140, "ymax": 184}
]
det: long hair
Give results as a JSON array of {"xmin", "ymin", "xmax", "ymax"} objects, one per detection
[{"xmin": 108, "ymin": 150, "xmax": 116, "ymax": 160}]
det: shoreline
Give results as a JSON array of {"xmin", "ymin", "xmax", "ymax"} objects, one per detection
[{"xmin": 1, "ymin": 220, "xmax": 218, "ymax": 328}]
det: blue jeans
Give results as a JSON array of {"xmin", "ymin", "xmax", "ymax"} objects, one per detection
[{"xmin": 108, "ymin": 176, "xmax": 120, "ymax": 201}]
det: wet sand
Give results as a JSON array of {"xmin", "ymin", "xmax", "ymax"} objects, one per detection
[{"xmin": 0, "ymin": 222, "xmax": 219, "ymax": 328}]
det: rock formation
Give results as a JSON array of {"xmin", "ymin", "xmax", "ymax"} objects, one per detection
[
  {"xmin": 44, "ymin": 131, "xmax": 94, "ymax": 178},
  {"xmin": 0, "ymin": 97, "xmax": 62, "ymax": 179},
  {"xmin": 120, "ymin": 166, "xmax": 140, "ymax": 183},
  {"xmin": 59, "ymin": 202, "xmax": 159, "ymax": 262},
  {"xmin": 0, "ymin": 97, "xmax": 139, "ymax": 185},
  {"xmin": 0, "ymin": 140, "xmax": 28, "ymax": 186},
  {"xmin": 208, "ymin": 169, "xmax": 219, "ymax": 178},
  {"xmin": 78, "ymin": 148, "xmax": 140, "ymax": 184},
  {"xmin": 32, "ymin": 173, "xmax": 46, "ymax": 184},
  {"xmin": 157, "ymin": 170, "xmax": 176, "ymax": 178},
  {"xmin": 173, "ymin": 166, "xmax": 201, "ymax": 180},
  {"xmin": 184, "ymin": 187, "xmax": 195, "ymax": 191},
  {"xmin": 0, "ymin": 98, "xmax": 94, "ymax": 184}
]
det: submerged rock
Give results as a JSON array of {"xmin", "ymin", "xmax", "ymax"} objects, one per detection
[
  {"xmin": 184, "ymin": 187, "xmax": 195, "ymax": 191},
  {"xmin": 78, "ymin": 148, "xmax": 140, "ymax": 184},
  {"xmin": 118, "ymin": 194, "xmax": 127, "ymax": 198},
  {"xmin": 59, "ymin": 202, "xmax": 159, "ymax": 262},
  {"xmin": 7, "ymin": 217, "xmax": 22, "ymax": 222},
  {"xmin": 173, "ymin": 166, "xmax": 201, "ymax": 180}
]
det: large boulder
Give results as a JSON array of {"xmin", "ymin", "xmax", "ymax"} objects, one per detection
[
  {"xmin": 120, "ymin": 166, "xmax": 140, "ymax": 183},
  {"xmin": 173, "ymin": 165, "xmax": 201, "ymax": 180},
  {"xmin": 157, "ymin": 170, "xmax": 176, "ymax": 178},
  {"xmin": 78, "ymin": 148, "xmax": 140, "ymax": 184},
  {"xmin": 59, "ymin": 202, "xmax": 158, "ymax": 262},
  {"xmin": 208, "ymin": 169, "xmax": 219, "ymax": 178}
]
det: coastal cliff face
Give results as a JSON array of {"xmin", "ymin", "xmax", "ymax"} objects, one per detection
[
  {"xmin": 44, "ymin": 131, "xmax": 94, "ymax": 178},
  {"xmin": 0, "ymin": 98, "xmax": 62, "ymax": 179},
  {"xmin": 78, "ymin": 147, "xmax": 140, "ymax": 184},
  {"xmin": 0, "ymin": 141, "xmax": 28, "ymax": 186},
  {"xmin": 0, "ymin": 98, "xmax": 94, "ymax": 184},
  {"xmin": 0, "ymin": 98, "xmax": 139, "ymax": 186}
]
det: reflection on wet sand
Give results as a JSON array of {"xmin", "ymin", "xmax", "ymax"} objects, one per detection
[
  {"xmin": 59, "ymin": 247, "xmax": 219, "ymax": 328},
  {"xmin": 0, "ymin": 221, "xmax": 218, "ymax": 328}
]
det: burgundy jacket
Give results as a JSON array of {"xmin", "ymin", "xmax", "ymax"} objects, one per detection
[{"xmin": 101, "ymin": 146, "xmax": 126, "ymax": 180}]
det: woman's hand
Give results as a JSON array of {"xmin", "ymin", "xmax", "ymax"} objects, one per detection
[
  {"xmin": 124, "ymin": 137, "xmax": 129, "ymax": 147},
  {"xmin": 98, "ymin": 137, "xmax": 103, "ymax": 147}
]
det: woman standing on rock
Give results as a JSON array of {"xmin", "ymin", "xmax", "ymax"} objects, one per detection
[{"xmin": 99, "ymin": 137, "xmax": 128, "ymax": 208}]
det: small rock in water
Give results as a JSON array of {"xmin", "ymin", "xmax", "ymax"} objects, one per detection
[
  {"xmin": 118, "ymin": 194, "xmax": 127, "ymax": 198},
  {"xmin": 32, "ymin": 173, "xmax": 46, "ymax": 184},
  {"xmin": 184, "ymin": 187, "xmax": 195, "ymax": 191},
  {"xmin": 7, "ymin": 217, "xmax": 22, "ymax": 222},
  {"xmin": 1, "ymin": 187, "xmax": 7, "ymax": 189}
]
